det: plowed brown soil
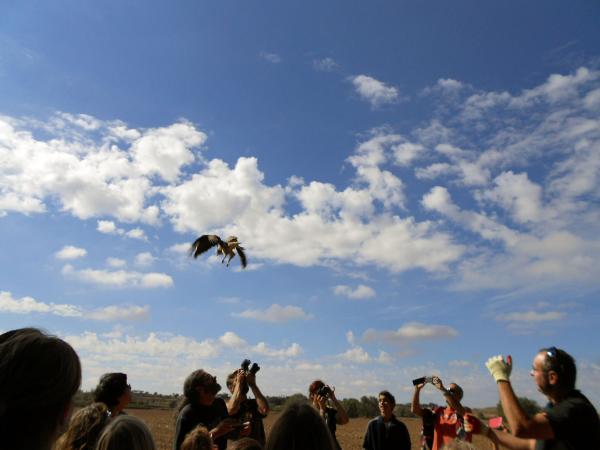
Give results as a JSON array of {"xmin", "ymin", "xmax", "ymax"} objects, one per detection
[{"xmin": 128, "ymin": 408, "xmax": 496, "ymax": 450}]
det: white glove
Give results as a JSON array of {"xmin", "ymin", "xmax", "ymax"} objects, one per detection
[{"xmin": 486, "ymin": 354, "xmax": 512, "ymax": 383}]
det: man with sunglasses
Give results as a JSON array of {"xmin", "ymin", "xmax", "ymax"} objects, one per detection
[
  {"xmin": 484, "ymin": 347, "xmax": 600, "ymax": 449},
  {"xmin": 411, "ymin": 376, "xmax": 473, "ymax": 450}
]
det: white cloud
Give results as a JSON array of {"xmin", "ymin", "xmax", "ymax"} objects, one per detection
[
  {"xmin": 363, "ymin": 322, "xmax": 459, "ymax": 343},
  {"xmin": 106, "ymin": 257, "xmax": 126, "ymax": 268},
  {"xmin": 87, "ymin": 305, "xmax": 149, "ymax": 321},
  {"xmin": 135, "ymin": 252, "xmax": 156, "ymax": 266},
  {"xmin": 497, "ymin": 310, "xmax": 566, "ymax": 322},
  {"xmin": 0, "ymin": 291, "xmax": 80, "ymax": 317},
  {"xmin": 61, "ymin": 264, "xmax": 173, "ymax": 288},
  {"xmin": 251, "ymin": 342, "xmax": 303, "ymax": 358},
  {"xmin": 233, "ymin": 304, "xmax": 313, "ymax": 323},
  {"xmin": 0, "ymin": 291, "xmax": 148, "ymax": 321},
  {"xmin": 55, "ymin": 245, "xmax": 87, "ymax": 260},
  {"xmin": 259, "ymin": 51, "xmax": 281, "ymax": 64},
  {"xmin": 97, "ymin": 220, "xmax": 147, "ymax": 241},
  {"xmin": 351, "ymin": 75, "xmax": 400, "ymax": 108},
  {"xmin": 340, "ymin": 346, "xmax": 371, "ymax": 363},
  {"xmin": 333, "ymin": 284, "xmax": 376, "ymax": 300},
  {"xmin": 313, "ymin": 57, "xmax": 338, "ymax": 72}
]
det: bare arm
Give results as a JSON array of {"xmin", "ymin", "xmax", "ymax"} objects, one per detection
[
  {"xmin": 226, "ymin": 370, "xmax": 245, "ymax": 415},
  {"xmin": 411, "ymin": 384, "xmax": 424, "ymax": 417},
  {"xmin": 497, "ymin": 381, "xmax": 554, "ymax": 439},
  {"xmin": 488, "ymin": 427, "xmax": 536, "ymax": 450},
  {"xmin": 246, "ymin": 372, "xmax": 269, "ymax": 416},
  {"xmin": 432, "ymin": 377, "xmax": 466, "ymax": 416},
  {"xmin": 330, "ymin": 388, "xmax": 349, "ymax": 425}
]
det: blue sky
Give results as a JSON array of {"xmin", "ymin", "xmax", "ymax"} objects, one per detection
[{"xmin": 1, "ymin": 0, "xmax": 600, "ymax": 409}]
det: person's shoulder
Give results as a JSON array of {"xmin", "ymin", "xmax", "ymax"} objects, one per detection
[
  {"xmin": 367, "ymin": 416, "xmax": 382, "ymax": 426},
  {"xmin": 391, "ymin": 416, "xmax": 408, "ymax": 427},
  {"xmin": 177, "ymin": 404, "xmax": 195, "ymax": 420}
]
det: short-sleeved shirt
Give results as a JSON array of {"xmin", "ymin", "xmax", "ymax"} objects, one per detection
[
  {"xmin": 431, "ymin": 406, "xmax": 472, "ymax": 450},
  {"xmin": 174, "ymin": 398, "xmax": 229, "ymax": 450},
  {"xmin": 362, "ymin": 415, "xmax": 411, "ymax": 450},
  {"xmin": 228, "ymin": 398, "xmax": 267, "ymax": 445},
  {"xmin": 535, "ymin": 390, "xmax": 600, "ymax": 450}
]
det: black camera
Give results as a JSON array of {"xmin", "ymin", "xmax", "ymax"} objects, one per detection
[
  {"xmin": 317, "ymin": 385, "xmax": 332, "ymax": 397},
  {"xmin": 241, "ymin": 359, "xmax": 260, "ymax": 375}
]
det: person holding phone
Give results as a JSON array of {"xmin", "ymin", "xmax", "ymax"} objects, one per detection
[{"xmin": 411, "ymin": 376, "xmax": 472, "ymax": 450}]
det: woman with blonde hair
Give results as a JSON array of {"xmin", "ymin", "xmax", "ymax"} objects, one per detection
[
  {"xmin": 96, "ymin": 415, "xmax": 156, "ymax": 450},
  {"xmin": 54, "ymin": 402, "xmax": 110, "ymax": 450}
]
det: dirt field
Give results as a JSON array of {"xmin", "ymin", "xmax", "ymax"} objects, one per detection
[{"xmin": 129, "ymin": 408, "xmax": 496, "ymax": 450}]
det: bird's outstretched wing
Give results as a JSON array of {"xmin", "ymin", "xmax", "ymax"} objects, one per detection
[
  {"xmin": 236, "ymin": 245, "xmax": 247, "ymax": 268},
  {"xmin": 190, "ymin": 235, "xmax": 224, "ymax": 258}
]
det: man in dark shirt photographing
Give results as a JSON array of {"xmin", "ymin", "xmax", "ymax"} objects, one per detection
[{"xmin": 483, "ymin": 347, "xmax": 600, "ymax": 449}]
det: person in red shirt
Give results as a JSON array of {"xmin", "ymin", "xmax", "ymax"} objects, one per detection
[{"xmin": 411, "ymin": 377, "xmax": 472, "ymax": 450}]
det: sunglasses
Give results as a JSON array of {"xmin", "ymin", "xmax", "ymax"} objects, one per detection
[{"xmin": 546, "ymin": 346, "xmax": 558, "ymax": 359}]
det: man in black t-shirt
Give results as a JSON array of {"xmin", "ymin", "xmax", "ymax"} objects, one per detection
[
  {"xmin": 482, "ymin": 347, "xmax": 600, "ymax": 449},
  {"xmin": 226, "ymin": 368, "xmax": 269, "ymax": 446}
]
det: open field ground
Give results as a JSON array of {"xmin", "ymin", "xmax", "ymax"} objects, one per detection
[{"xmin": 128, "ymin": 408, "xmax": 497, "ymax": 450}]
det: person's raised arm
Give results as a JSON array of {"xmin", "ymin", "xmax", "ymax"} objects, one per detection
[
  {"xmin": 486, "ymin": 355, "xmax": 554, "ymax": 440},
  {"xmin": 330, "ymin": 387, "xmax": 349, "ymax": 425},
  {"xmin": 411, "ymin": 383, "xmax": 424, "ymax": 417},
  {"xmin": 226, "ymin": 370, "xmax": 245, "ymax": 415},
  {"xmin": 432, "ymin": 377, "xmax": 466, "ymax": 416},
  {"xmin": 245, "ymin": 372, "xmax": 269, "ymax": 416}
]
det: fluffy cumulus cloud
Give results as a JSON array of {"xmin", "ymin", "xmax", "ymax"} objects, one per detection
[
  {"xmin": 2, "ymin": 66, "xmax": 600, "ymax": 293},
  {"xmin": 55, "ymin": 245, "xmax": 87, "ymax": 260},
  {"xmin": 362, "ymin": 322, "xmax": 459, "ymax": 343},
  {"xmin": 0, "ymin": 291, "xmax": 148, "ymax": 321},
  {"xmin": 351, "ymin": 75, "xmax": 400, "ymax": 108},
  {"xmin": 233, "ymin": 304, "xmax": 313, "ymax": 323},
  {"xmin": 333, "ymin": 284, "xmax": 376, "ymax": 300},
  {"xmin": 61, "ymin": 264, "xmax": 173, "ymax": 288}
]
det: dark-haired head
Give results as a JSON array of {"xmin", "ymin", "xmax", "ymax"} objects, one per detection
[
  {"xmin": 265, "ymin": 402, "xmax": 335, "ymax": 450},
  {"xmin": 0, "ymin": 327, "xmax": 81, "ymax": 450},
  {"xmin": 539, "ymin": 347, "xmax": 577, "ymax": 391},
  {"xmin": 378, "ymin": 390, "xmax": 396, "ymax": 407},
  {"xmin": 94, "ymin": 372, "xmax": 131, "ymax": 412},
  {"xmin": 176, "ymin": 369, "xmax": 221, "ymax": 414}
]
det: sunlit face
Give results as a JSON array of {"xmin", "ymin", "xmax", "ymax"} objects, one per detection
[
  {"xmin": 378, "ymin": 395, "xmax": 394, "ymax": 418},
  {"xmin": 531, "ymin": 353, "xmax": 550, "ymax": 394}
]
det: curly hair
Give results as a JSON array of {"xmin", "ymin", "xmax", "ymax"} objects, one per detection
[
  {"xmin": 180, "ymin": 425, "xmax": 213, "ymax": 450},
  {"xmin": 55, "ymin": 402, "xmax": 110, "ymax": 450}
]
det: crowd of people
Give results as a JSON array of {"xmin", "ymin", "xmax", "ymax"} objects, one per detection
[{"xmin": 1, "ymin": 327, "xmax": 598, "ymax": 450}]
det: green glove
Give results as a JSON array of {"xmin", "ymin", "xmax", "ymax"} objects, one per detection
[{"xmin": 486, "ymin": 354, "xmax": 512, "ymax": 383}]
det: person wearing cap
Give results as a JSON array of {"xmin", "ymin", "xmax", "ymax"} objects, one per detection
[
  {"xmin": 94, "ymin": 372, "xmax": 132, "ymax": 417},
  {"xmin": 411, "ymin": 376, "xmax": 473, "ymax": 450},
  {"xmin": 483, "ymin": 347, "xmax": 600, "ymax": 449},
  {"xmin": 174, "ymin": 369, "xmax": 238, "ymax": 450}
]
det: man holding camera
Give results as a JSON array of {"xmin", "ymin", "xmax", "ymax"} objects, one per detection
[
  {"xmin": 308, "ymin": 379, "xmax": 349, "ymax": 450},
  {"xmin": 483, "ymin": 347, "xmax": 600, "ymax": 449},
  {"xmin": 226, "ymin": 360, "xmax": 269, "ymax": 446},
  {"xmin": 411, "ymin": 376, "xmax": 473, "ymax": 450}
]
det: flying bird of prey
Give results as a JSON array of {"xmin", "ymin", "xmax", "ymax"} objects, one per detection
[{"xmin": 190, "ymin": 235, "xmax": 247, "ymax": 269}]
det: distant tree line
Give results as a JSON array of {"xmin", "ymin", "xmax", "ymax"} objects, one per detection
[{"xmin": 75, "ymin": 389, "xmax": 535, "ymax": 419}]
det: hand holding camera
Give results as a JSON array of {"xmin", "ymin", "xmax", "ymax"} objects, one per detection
[{"xmin": 412, "ymin": 376, "xmax": 435, "ymax": 388}]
